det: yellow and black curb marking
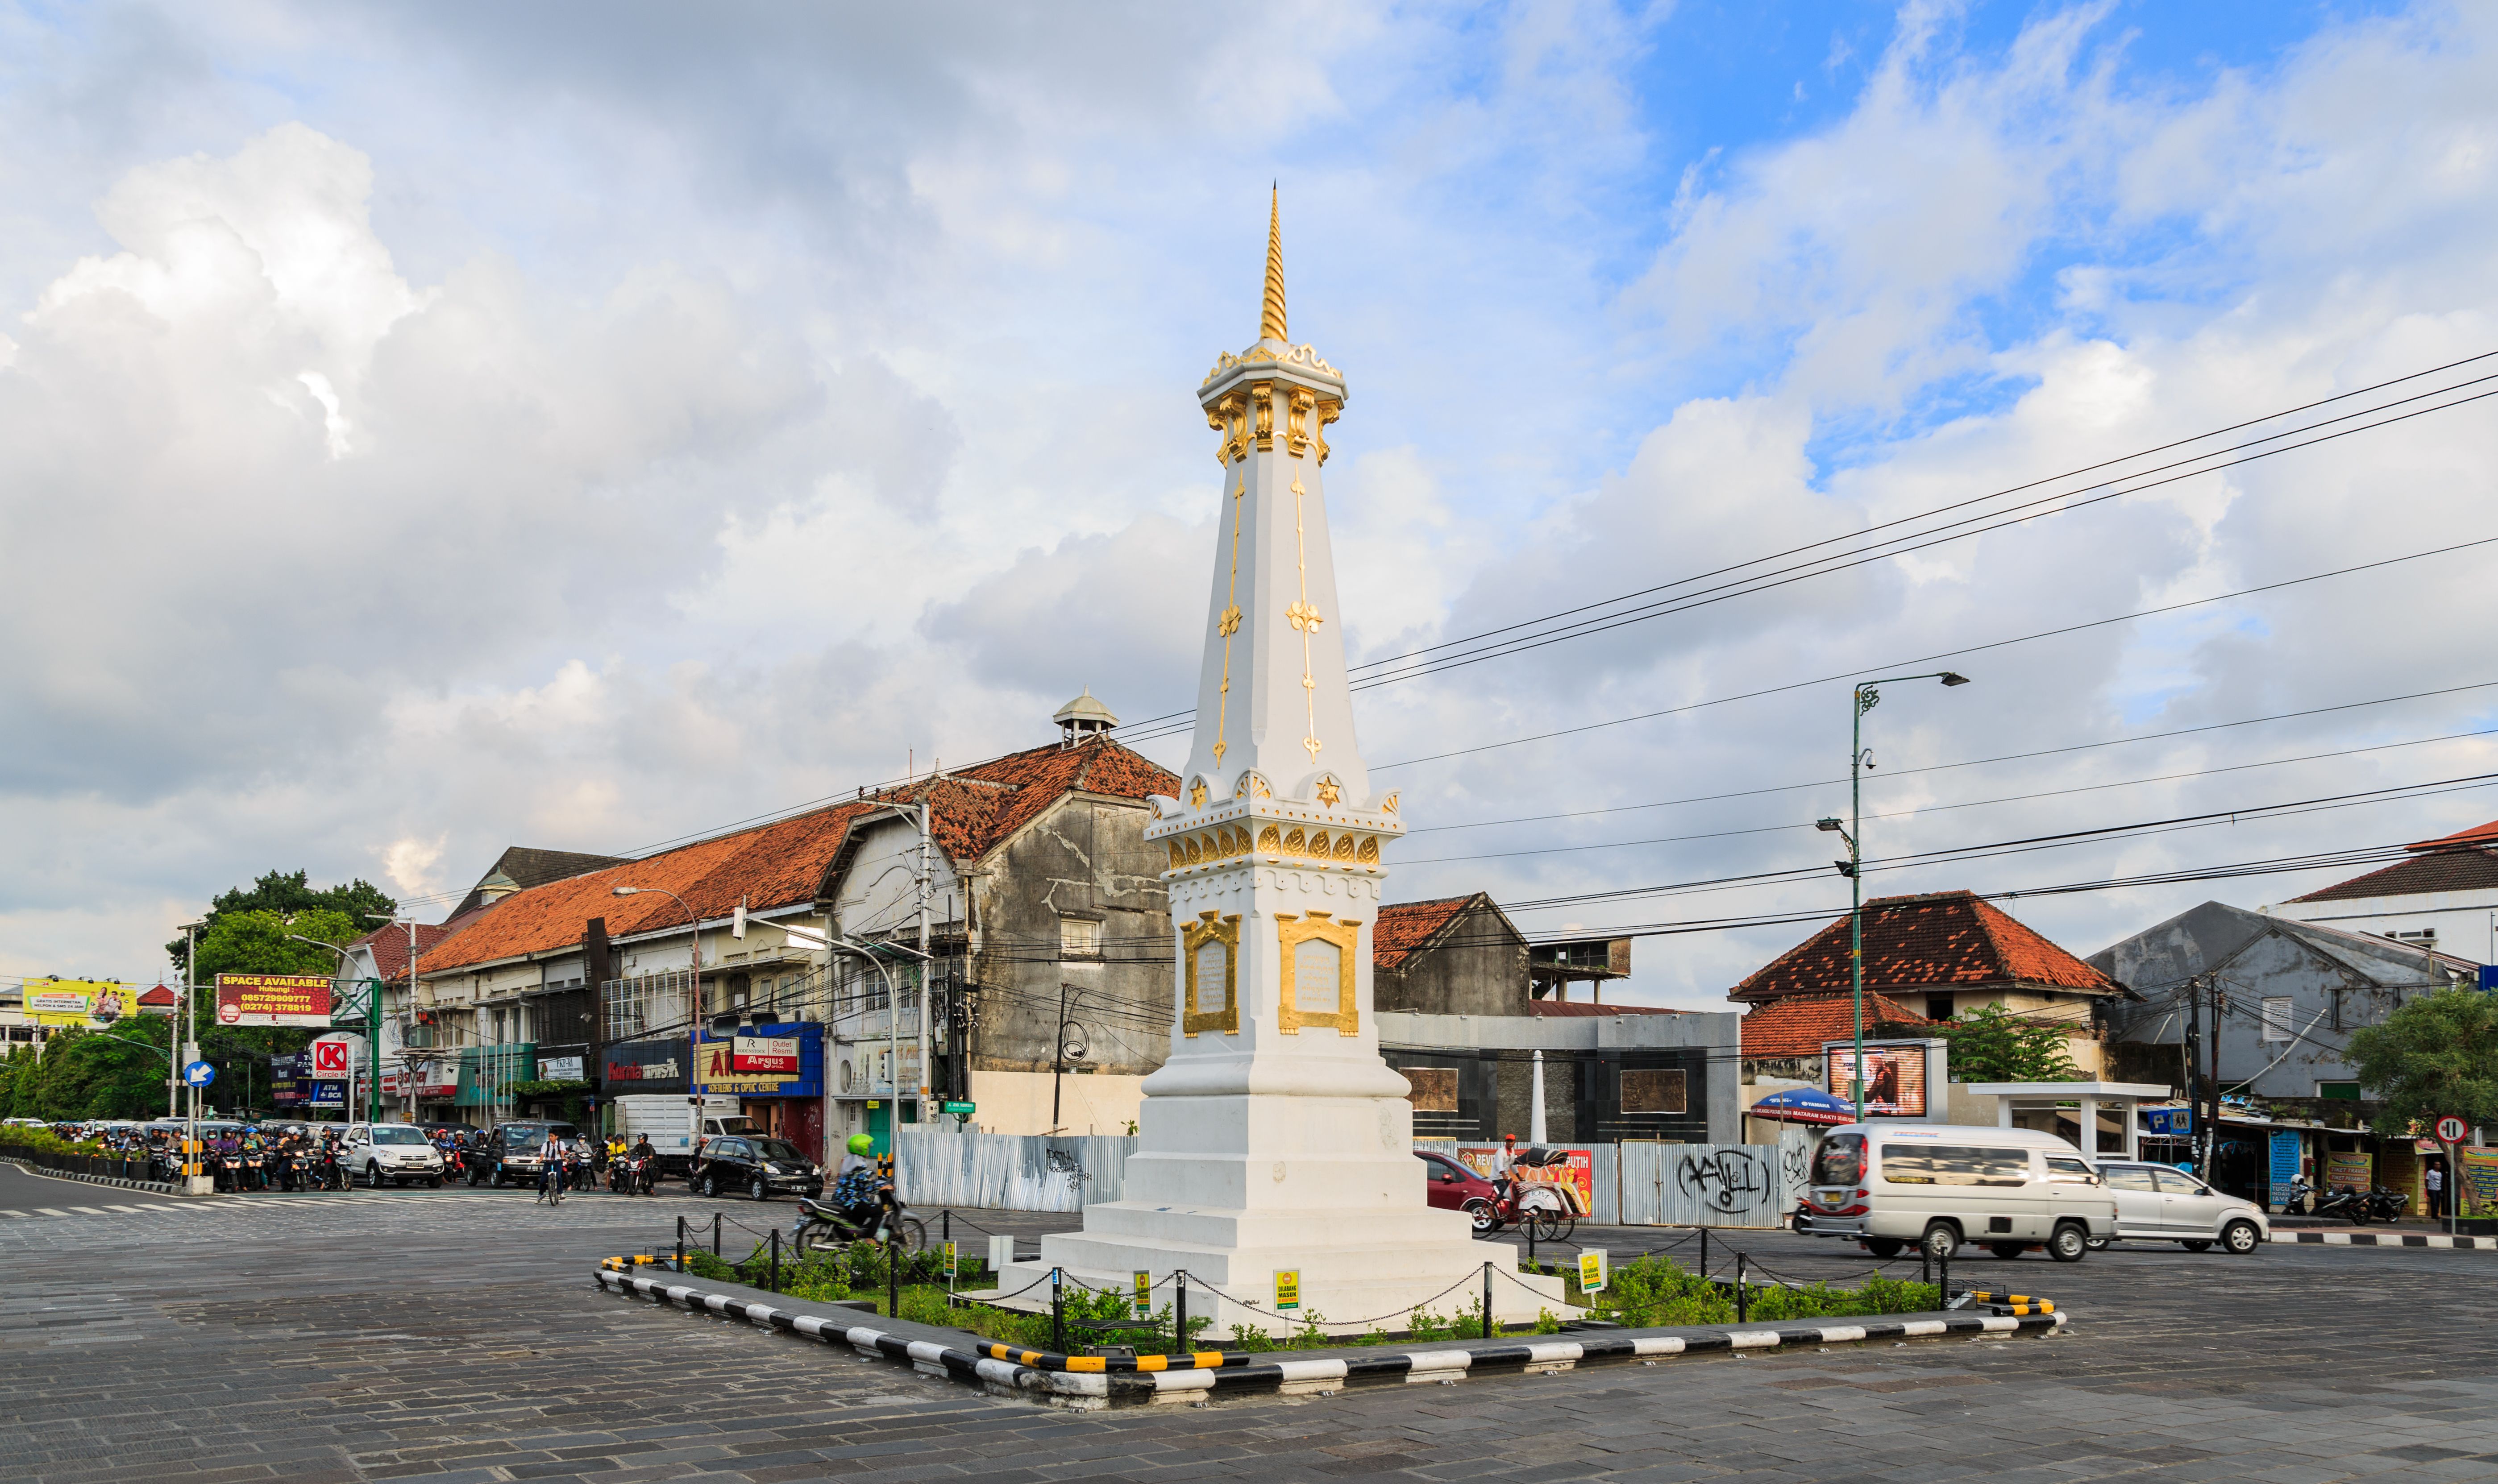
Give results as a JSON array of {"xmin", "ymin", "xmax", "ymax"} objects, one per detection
[
  {"xmin": 599, "ymin": 1255, "xmax": 666, "ymax": 1272},
  {"xmin": 1957, "ymin": 1291, "xmax": 2054, "ymax": 1316},
  {"xmin": 592, "ymin": 1267, "xmax": 2068, "ymax": 1409}
]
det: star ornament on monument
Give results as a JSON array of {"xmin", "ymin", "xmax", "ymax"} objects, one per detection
[{"xmin": 980, "ymin": 191, "xmax": 1574, "ymax": 1332}]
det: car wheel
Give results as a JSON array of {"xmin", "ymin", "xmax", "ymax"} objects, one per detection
[
  {"xmin": 2180, "ymin": 1239, "xmax": 2213, "ymax": 1252},
  {"xmin": 701, "ymin": 1173, "xmax": 718, "ymax": 1199},
  {"xmin": 1921, "ymin": 1221, "xmax": 1960, "ymax": 1261},
  {"xmin": 749, "ymin": 1175, "xmax": 768, "ymax": 1202},
  {"xmin": 2221, "ymin": 1219, "xmax": 2261, "ymax": 1256},
  {"xmin": 1461, "ymin": 1198, "xmax": 1497, "ymax": 1235},
  {"xmin": 2047, "ymin": 1223, "xmax": 2088, "ymax": 1264},
  {"xmin": 1864, "ymin": 1238, "xmax": 1904, "ymax": 1259},
  {"xmin": 364, "ymin": 1163, "xmax": 380, "ymax": 1189},
  {"xmin": 1987, "ymin": 1243, "xmax": 2027, "ymax": 1260},
  {"xmin": 429, "ymin": 1176, "xmax": 444, "ymax": 1189}
]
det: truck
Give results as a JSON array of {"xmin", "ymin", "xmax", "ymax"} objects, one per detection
[{"xmin": 612, "ymin": 1094, "xmax": 758, "ymax": 1181}]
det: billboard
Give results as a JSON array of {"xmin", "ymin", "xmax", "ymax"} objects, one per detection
[
  {"xmin": 1456, "ymin": 1144, "xmax": 1596, "ymax": 1216},
  {"xmin": 732, "ymin": 1035, "xmax": 799, "ymax": 1074},
  {"xmin": 694, "ymin": 1025, "xmax": 821, "ymax": 1097},
  {"xmin": 25, "ymin": 980, "xmax": 137, "ymax": 1028},
  {"xmin": 2461, "ymin": 1149, "xmax": 2498, "ymax": 1218},
  {"xmin": 1825, "ymin": 1043, "xmax": 1928, "ymax": 1117},
  {"xmin": 214, "ymin": 974, "xmax": 333, "ymax": 1027},
  {"xmin": 311, "ymin": 1038, "xmax": 353, "ymax": 1078}
]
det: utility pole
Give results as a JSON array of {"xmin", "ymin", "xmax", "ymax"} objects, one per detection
[
  {"xmin": 2182, "ymin": 975, "xmax": 2204, "ymax": 1174},
  {"xmin": 2203, "ymin": 977, "xmax": 2224, "ymax": 1177},
  {"xmin": 1819, "ymin": 670, "xmax": 1970, "ymax": 1123},
  {"xmin": 916, "ymin": 793, "xmax": 932, "ymax": 1132}
]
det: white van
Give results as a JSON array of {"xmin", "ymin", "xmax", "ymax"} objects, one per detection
[{"xmin": 1797, "ymin": 1123, "xmax": 2116, "ymax": 1263}]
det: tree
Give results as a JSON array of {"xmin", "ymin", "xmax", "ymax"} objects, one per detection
[
  {"xmin": 165, "ymin": 870, "xmax": 395, "ymax": 971},
  {"xmin": 2344, "ymin": 987, "xmax": 2498, "ymax": 1136},
  {"xmin": 192, "ymin": 908, "xmax": 363, "ymax": 982},
  {"xmin": 1935, "ymin": 1003, "xmax": 2082, "ymax": 1083}
]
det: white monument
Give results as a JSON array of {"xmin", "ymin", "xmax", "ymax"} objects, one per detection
[{"xmin": 990, "ymin": 195, "xmax": 1571, "ymax": 1335}]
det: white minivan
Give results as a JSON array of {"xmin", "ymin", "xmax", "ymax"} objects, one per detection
[{"xmin": 1799, "ymin": 1123, "xmax": 2117, "ymax": 1263}]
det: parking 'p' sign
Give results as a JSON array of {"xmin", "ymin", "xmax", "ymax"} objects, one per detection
[{"xmin": 2436, "ymin": 1115, "xmax": 2469, "ymax": 1144}]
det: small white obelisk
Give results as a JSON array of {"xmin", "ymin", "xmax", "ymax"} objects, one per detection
[{"xmin": 1006, "ymin": 193, "xmax": 1569, "ymax": 1334}]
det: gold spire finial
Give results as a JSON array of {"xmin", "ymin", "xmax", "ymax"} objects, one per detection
[{"xmin": 1260, "ymin": 185, "xmax": 1287, "ymax": 343}]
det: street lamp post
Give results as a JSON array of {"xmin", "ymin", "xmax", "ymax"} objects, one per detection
[
  {"xmin": 364, "ymin": 914, "xmax": 419, "ymax": 1124},
  {"xmin": 1818, "ymin": 671, "xmax": 1970, "ymax": 1124},
  {"xmin": 613, "ymin": 885, "xmax": 704, "ymax": 1168}
]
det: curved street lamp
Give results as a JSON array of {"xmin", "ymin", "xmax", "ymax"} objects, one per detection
[{"xmin": 1821, "ymin": 671, "xmax": 1971, "ymax": 1123}]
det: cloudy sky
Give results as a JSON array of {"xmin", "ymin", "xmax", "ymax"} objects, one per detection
[{"xmin": 5, "ymin": 0, "xmax": 2496, "ymax": 1005}]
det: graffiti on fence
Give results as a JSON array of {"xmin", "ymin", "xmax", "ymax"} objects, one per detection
[
  {"xmin": 1778, "ymin": 1132, "xmax": 1812, "ymax": 1195},
  {"xmin": 1676, "ymin": 1146, "xmax": 1773, "ymax": 1214}
]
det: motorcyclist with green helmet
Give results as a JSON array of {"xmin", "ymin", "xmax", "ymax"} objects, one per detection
[{"xmin": 831, "ymin": 1132, "xmax": 881, "ymax": 1226}]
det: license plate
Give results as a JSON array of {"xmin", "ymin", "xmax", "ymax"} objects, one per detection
[{"xmin": 1816, "ymin": 1192, "xmax": 1842, "ymax": 1207}]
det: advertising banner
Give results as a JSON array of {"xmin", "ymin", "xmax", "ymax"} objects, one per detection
[
  {"xmin": 1824, "ymin": 1043, "xmax": 1928, "ymax": 1117},
  {"xmin": 732, "ymin": 1035, "xmax": 799, "ymax": 1074},
  {"xmin": 536, "ymin": 1054, "xmax": 584, "ymax": 1081},
  {"xmin": 2268, "ymin": 1130, "xmax": 2303, "ymax": 1191},
  {"xmin": 2461, "ymin": 1149, "xmax": 2498, "ymax": 1218},
  {"xmin": 1456, "ymin": 1144, "xmax": 1596, "ymax": 1216},
  {"xmin": 695, "ymin": 1025, "xmax": 821, "ymax": 1097},
  {"xmin": 306, "ymin": 1081, "xmax": 345, "ymax": 1110},
  {"xmin": 603, "ymin": 1038, "xmax": 689, "ymax": 1095},
  {"xmin": 268, "ymin": 1052, "xmax": 311, "ymax": 1106},
  {"xmin": 25, "ymin": 980, "xmax": 137, "ymax": 1028},
  {"xmin": 213, "ymin": 974, "xmax": 333, "ymax": 1027},
  {"xmin": 2325, "ymin": 1150, "xmax": 2373, "ymax": 1194}
]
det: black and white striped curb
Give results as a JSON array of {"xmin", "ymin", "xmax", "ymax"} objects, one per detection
[
  {"xmin": 2275, "ymin": 1229, "xmax": 2498, "ymax": 1250},
  {"xmin": 593, "ymin": 1268, "xmax": 2067, "ymax": 1409},
  {"xmin": 0, "ymin": 1156, "xmax": 176, "ymax": 1196}
]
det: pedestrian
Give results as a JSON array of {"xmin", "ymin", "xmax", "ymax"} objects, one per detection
[{"xmin": 2426, "ymin": 1160, "xmax": 2446, "ymax": 1221}]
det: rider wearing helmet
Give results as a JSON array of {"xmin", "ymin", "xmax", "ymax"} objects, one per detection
[{"xmin": 831, "ymin": 1133, "xmax": 881, "ymax": 1227}]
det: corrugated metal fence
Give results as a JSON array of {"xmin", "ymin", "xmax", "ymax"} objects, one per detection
[
  {"xmin": 894, "ymin": 1130, "xmax": 1136, "ymax": 1213},
  {"xmin": 896, "ymin": 1130, "xmax": 1813, "ymax": 1227}
]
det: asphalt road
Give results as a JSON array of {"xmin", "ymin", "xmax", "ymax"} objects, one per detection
[{"xmin": 8, "ymin": 1166, "xmax": 2498, "ymax": 1483}]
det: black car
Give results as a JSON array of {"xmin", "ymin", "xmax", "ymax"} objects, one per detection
[
  {"xmin": 471, "ymin": 1120, "xmax": 582, "ymax": 1188},
  {"xmin": 692, "ymin": 1135, "xmax": 823, "ymax": 1201}
]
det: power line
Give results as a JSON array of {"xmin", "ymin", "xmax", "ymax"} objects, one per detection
[
  {"xmin": 1405, "ymin": 680, "xmax": 2498, "ymax": 835},
  {"xmin": 1376, "ymin": 532, "xmax": 2498, "ymax": 772},
  {"xmin": 1106, "ymin": 349, "xmax": 2498, "ymax": 743},
  {"xmin": 1396, "ymin": 722, "xmax": 2498, "ymax": 866}
]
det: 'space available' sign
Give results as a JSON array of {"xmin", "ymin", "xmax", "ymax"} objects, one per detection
[{"xmin": 213, "ymin": 974, "xmax": 334, "ymax": 1027}]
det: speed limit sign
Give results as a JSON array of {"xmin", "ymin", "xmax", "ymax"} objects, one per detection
[{"xmin": 2435, "ymin": 1115, "xmax": 2469, "ymax": 1144}]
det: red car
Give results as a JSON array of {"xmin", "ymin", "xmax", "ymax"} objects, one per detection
[{"xmin": 1416, "ymin": 1150, "xmax": 1501, "ymax": 1234}]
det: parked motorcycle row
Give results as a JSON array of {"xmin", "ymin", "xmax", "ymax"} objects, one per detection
[{"xmin": 2278, "ymin": 1177, "xmax": 2411, "ymax": 1224}]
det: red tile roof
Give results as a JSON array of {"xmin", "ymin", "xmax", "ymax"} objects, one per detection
[
  {"xmin": 1526, "ymin": 1000, "xmax": 1683, "ymax": 1018},
  {"xmin": 351, "ymin": 921, "xmax": 464, "ymax": 984},
  {"xmin": 1731, "ymin": 890, "xmax": 2122, "ymax": 1002},
  {"xmin": 2285, "ymin": 844, "xmax": 2498, "ymax": 904},
  {"xmin": 137, "ymin": 985, "xmax": 177, "ymax": 1008},
  {"xmin": 1373, "ymin": 895, "xmax": 1480, "ymax": 970},
  {"xmin": 1740, "ymin": 991, "xmax": 1933, "ymax": 1058},
  {"xmin": 2407, "ymin": 817, "xmax": 2498, "ymax": 851},
  {"xmin": 421, "ymin": 737, "xmax": 1176, "ymax": 975}
]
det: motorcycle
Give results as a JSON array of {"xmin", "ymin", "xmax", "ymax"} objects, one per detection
[
  {"xmin": 2365, "ymin": 1186, "xmax": 2411, "ymax": 1223},
  {"xmin": 2312, "ymin": 1185, "xmax": 2371, "ymax": 1224},
  {"xmin": 622, "ymin": 1152, "xmax": 659, "ymax": 1196},
  {"xmin": 2278, "ymin": 1177, "xmax": 2314, "ymax": 1216},
  {"xmin": 216, "ymin": 1151, "xmax": 243, "ymax": 1193},
  {"xmin": 791, "ymin": 1179, "xmax": 926, "ymax": 1257}
]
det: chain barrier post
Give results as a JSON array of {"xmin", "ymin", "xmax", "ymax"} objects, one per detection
[
  {"xmin": 1938, "ymin": 1244, "xmax": 1950, "ymax": 1307},
  {"xmin": 1481, "ymin": 1261, "xmax": 1493, "ymax": 1340},
  {"xmin": 1175, "ymin": 1269, "xmax": 1189, "ymax": 1355},
  {"xmin": 1052, "ymin": 1267, "xmax": 1066, "ymax": 1353},
  {"xmin": 675, "ymin": 1216, "xmax": 685, "ymax": 1273},
  {"xmin": 769, "ymin": 1229, "xmax": 781, "ymax": 1294},
  {"xmin": 888, "ymin": 1239, "xmax": 900, "ymax": 1318},
  {"xmin": 1699, "ymin": 1227, "xmax": 1708, "ymax": 1280},
  {"xmin": 1735, "ymin": 1252, "xmax": 1749, "ymax": 1323},
  {"xmin": 711, "ymin": 1212, "xmax": 721, "ymax": 1257}
]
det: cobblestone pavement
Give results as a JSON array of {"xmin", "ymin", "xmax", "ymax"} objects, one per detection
[{"xmin": 9, "ymin": 1164, "xmax": 2498, "ymax": 1483}]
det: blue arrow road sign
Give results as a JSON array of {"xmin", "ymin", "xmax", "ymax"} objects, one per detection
[{"xmin": 183, "ymin": 1061, "xmax": 216, "ymax": 1087}]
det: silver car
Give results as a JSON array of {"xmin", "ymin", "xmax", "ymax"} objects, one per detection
[{"xmin": 2089, "ymin": 1161, "xmax": 2268, "ymax": 1254}]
